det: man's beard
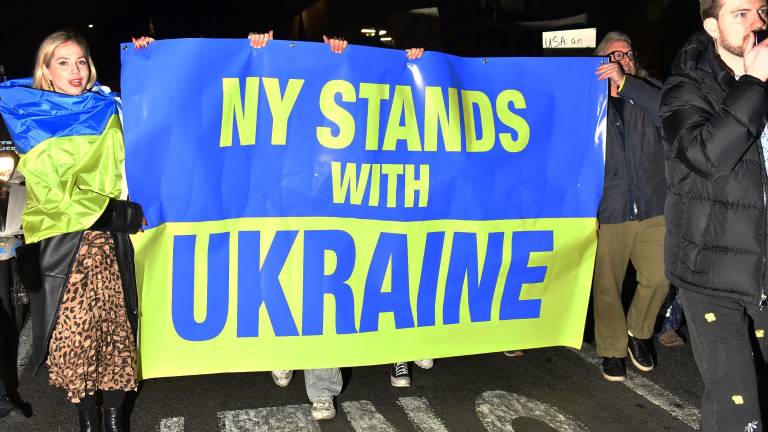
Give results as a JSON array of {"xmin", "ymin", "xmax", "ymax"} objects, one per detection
[{"xmin": 720, "ymin": 33, "xmax": 746, "ymax": 57}]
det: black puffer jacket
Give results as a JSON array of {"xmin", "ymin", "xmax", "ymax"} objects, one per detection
[
  {"xmin": 598, "ymin": 75, "xmax": 666, "ymax": 224},
  {"xmin": 19, "ymin": 199, "xmax": 143, "ymax": 373},
  {"xmin": 660, "ymin": 32, "xmax": 768, "ymax": 305}
]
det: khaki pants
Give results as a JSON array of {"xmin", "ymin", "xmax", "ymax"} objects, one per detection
[{"xmin": 593, "ymin": 216, "xmax": 669, "ymax": 358}]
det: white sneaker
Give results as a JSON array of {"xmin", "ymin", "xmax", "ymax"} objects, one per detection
[
  {"xmin": 414, "ymin": 359, "xmax": 434, "ymax": 369},
  {"xmin": 311, "ymin": 397, "xmax": 336, "ymax": 420},
  {"xmin": 271, "ymin": 370, "xmax": 293, "ymax": 387}
]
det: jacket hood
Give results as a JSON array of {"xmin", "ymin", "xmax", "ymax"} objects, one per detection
[{"xmin": 671, "ymin": 31, "xmax": 736, "ymax": 90}]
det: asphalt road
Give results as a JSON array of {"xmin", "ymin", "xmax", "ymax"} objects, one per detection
[{"xmin": 4, "ymin": 330, "xmax": 704, "ymax": 432}]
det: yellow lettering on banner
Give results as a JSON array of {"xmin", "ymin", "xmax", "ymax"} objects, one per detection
[
  {"xmin": 359, "ymin": 83, "xmax": 390, "ymax": 151},
  {"xmin": 381, "ymin": 164, "xmax": 404, "ymax": 208},
  {"xmin": 382, "ymin": 85, "xmax": 422, "ymax": 152},
  {"xmin": 317, "ymin": 80, "xmax": 356, "ymax": 149},
  {"xmin": 369, "ymin": 164, "xmax": 381, "ymax": 206},
  {"xmin": 405, "ymin": 164, "xmax": 430, "ymax": 208},
  {"xmin": 462, "ymin": 90, "xmax": 495, "ymax": 152},
  {"xmin": 331, "ymin": 162, "xmax": 371, "ymax": 205},
  {"xmin": 497, "ymin": 89, "xmax": 530, "ymax": 152},
  {"xmin": 219, "ymin": 77, "xmax": 259, "ymax": 147},
  {"xmin": 424, "ymin": 87, "xmax": 461, "ymax": 152},
  {"xmin": 262, "ymin": 78, "xmax": 305, "ymax": 145}
]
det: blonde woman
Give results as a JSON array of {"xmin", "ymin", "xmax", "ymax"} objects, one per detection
[{"xmin": 0, "ymin": 30, "xmax": 149, "ymax": 432}]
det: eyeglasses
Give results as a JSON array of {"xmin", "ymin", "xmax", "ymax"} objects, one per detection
[{"xmin": 607, "ymin": 50, "xmax": 637, "ymax": 61}]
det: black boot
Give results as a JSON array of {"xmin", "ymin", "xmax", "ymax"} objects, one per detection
[
  {"xmin": 102, "ymin": 407, "xmax": 123, "ymax": 432},
  {"xmin": 77, "ymin": 407, "xmax": 98, "ymax": 432},
  {"xmin": 0, "ymin": 395, "xmax": 25, "ymax": 423}
]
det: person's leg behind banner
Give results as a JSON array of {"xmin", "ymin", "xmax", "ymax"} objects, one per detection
[{"xmin": 304, "ymin": 368, "xmax": 342, "ymax": 421}]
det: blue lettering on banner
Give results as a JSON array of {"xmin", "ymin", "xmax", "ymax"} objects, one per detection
[
  {"xmin": 416, "ymin": 232, "xmax": 445, "ymax": 328},
  {"xmin": 499, "ymin": 231, "xmax": 553, "ymax": 320},
  {"xmin": 360, "ymin": 233, "xmax": 415, "ymax": 332},
  {"xmin": 302, "ymin": 230, "xmax": 359, "ymax": 335},
  {"xmin": 170, "ymin": 229, "xmax": 553, "ymax": 341},
  {"xmin": 172, "ymin": 233, "xmax": 230, "ymax": 341},
  {"xmin": 443, "ymin": 232, "xmax": 504, "ymax": 325},
  {"xmin": 237, "ymin": 230, "xmax": 300, "ymax": 337}
]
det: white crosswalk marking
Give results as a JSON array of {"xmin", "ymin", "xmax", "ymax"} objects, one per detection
[
  {"xmin": 397, "ymin": 396, "xmax": 449, "ymax": 432},
  {"xmin": 159, "ymin": 417, "xmax": 185, "ymax": 432},
  {"xmin": 342, "ymin": 400, "xmax": 397, "ymax": 432},
  {"xmin": 476, "ymin": 390, "xmax": 589, "ymax": 432},
  {"xmin": 156, "ymin": 348, "xmax": 700, "ymax": 432},
  {"xmin": 570, "ymin": 344, "xmax": 700, "ymax": 430},
  {"xmin": 217, "ymin": 404, "xmax": 320, "ymax": 432}
]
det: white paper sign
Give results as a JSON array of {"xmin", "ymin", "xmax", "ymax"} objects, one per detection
[{"xmin": 542, "ymin": 28, "xmax": 597, "ymax": 49}]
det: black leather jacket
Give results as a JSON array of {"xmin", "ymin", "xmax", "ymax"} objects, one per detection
[{"xmin": 19, "ymin": 199, "xmax": 143, "ymax": 373}]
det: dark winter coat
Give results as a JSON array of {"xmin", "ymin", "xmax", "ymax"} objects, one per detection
[
  {"xmin": 660, "ymin": 31, "xmax": 768, "ymax": 305},
  {"xmin": 20, "ymin": 199, "xmax": 143, "ymax": 373},
  {"xmin": 598, "ymin": 74, "xmax": 666, "ymax": 224}
]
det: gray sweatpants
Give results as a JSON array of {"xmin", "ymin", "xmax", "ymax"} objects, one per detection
[{"xmin": 304, "ymin": 368, "xmax": 342, "ymax": 402}]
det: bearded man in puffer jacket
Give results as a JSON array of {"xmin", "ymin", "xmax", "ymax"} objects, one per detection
[{"xmin": 660, "ymin": 0, "xmax": 768, "ymax": 430}]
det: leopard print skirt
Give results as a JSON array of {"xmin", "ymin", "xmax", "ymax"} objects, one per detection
[{"xmin": 46, "ymin": 230, "xmax": 137, "ymax": 403}]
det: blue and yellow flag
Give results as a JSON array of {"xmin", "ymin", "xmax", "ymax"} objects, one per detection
[{"xmin": 0, "ymin": 79, "xmax": 124, "ymax": 243}]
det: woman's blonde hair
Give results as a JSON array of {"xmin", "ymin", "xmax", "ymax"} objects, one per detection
[{"xmin": 32, "ymin": 30, "xmax": 97, "ymax": 91}]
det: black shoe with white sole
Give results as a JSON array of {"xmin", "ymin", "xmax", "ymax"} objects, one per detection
[
  {"xmin": 601, "ymin": 357, "xmax": 626, "ymax": 382},
  {"xmin": 391, "ymin": 362, "xmax": 411, "ymax": 387},
  {"xmin": 627, "ymin": 335, "xmax": 654, "ymax": 372}
]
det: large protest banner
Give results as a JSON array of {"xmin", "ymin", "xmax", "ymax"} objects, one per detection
[{"xmin": 120, "ymin": 39, "xmax": 607, "ymax": 379}]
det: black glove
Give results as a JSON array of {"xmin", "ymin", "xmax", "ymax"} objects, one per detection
[
  {"xmin": 90, "ymin": 199, "xmax": 144, "ymax": 234},
  {"xmin": 15, "ymin": 242, "xmax": 41, "ymax": 294}
]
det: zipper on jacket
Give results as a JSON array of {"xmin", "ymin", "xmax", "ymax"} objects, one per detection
[
  {"xmin": 612, "ymin": 98, "xmax": 638, "ymax": 221},
  {"xmin": 759, "ymin": 125, "xmax": 768, "ymax": 309},
  {"xmin": 760, "ymin": 173, "xmax": 767, "ymax": 310}
]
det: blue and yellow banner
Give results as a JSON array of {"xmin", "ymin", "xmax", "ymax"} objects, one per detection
[
  {"xmin": 120, "ymin": 39, "xmax": 607, "ymax": 379},
  {"xmin": 0, "ymin": 80, "xmax": 123, "ymax": 243}
]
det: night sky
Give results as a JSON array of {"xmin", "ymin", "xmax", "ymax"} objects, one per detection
[
  {"xmin": 1, "ymin": 2, "xmax": 315, "ymax": 88},
  {"xmin": 1, "ymin": 0, "xmax": 703, "ymax": 88}
]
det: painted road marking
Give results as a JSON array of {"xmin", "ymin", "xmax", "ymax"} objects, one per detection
[
  {"xmin": 476, "ymin": 390, "xmax": 588, "ymax": 432},
  {"xmin": 218, "ymin": 404, "xmax": 320, "ymax": 432},
  {"xmin": 570, "ymin": 344, "xmax": 700, "ymax": 430},
  {"xmin": 342, "ymin": 400, "xmax": 397, "ymax": 432},
  {"xmin": 157, "ymin": 346, "xmax": 701, "ymax": 432},
  {"xmin": 397, "ymin": 396, "xmax": 449, "ymax": 432},
  {"xmin": 158, "ymin": 417, "xmax": 185, "ymax": 432}
]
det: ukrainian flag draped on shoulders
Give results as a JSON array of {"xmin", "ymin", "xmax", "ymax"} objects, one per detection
[{"xmin": 0, "ymin": 78, "xmax": 124, "ymax": 243}]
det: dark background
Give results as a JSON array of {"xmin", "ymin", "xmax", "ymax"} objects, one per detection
[{"xmin": 1, "ymin": 0, "xmax": 702, "ymax": 89}]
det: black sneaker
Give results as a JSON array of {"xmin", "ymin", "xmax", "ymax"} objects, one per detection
[
  {"xmin": 602, "ymin": 357, "xmax": 626, "ymax": 382},
  {"xmin": 627, "ymin": 335, "xmax": 654, "ymax": 372},
  {"xmin": 0, "ymin": 396, "xmax": 25, "ymax": 425},
  {"xmin": 390, "ymin": 362, "xmax": 411, "ymax": 387}
]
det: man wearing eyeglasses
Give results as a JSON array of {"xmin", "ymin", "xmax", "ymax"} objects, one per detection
[
  {"xmin": 660, "ymin": 0, "xmax": 768, "ymax": 430},
  {"xmin": 591, "ymin": 31, "xmax": 668, "ymax": 383}
]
